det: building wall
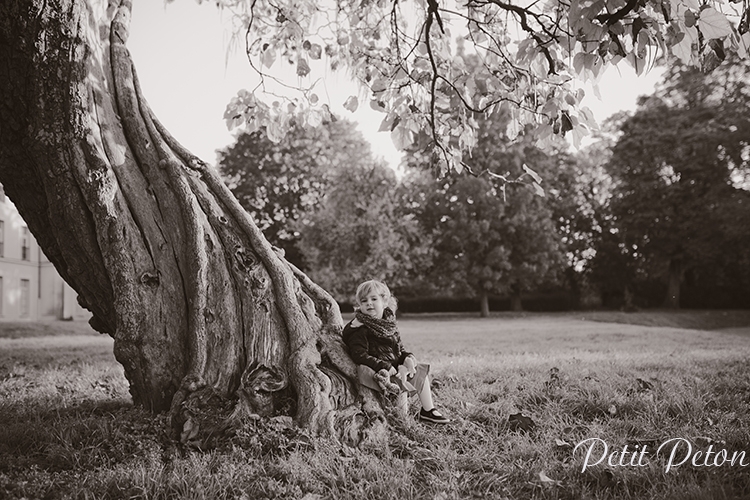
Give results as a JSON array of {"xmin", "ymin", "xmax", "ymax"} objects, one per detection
[{"xmin": 0, "ymin": 186, "xmax": 90, "ymax": 321}]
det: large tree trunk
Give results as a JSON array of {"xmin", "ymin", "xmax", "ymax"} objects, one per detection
[{"xmin": 0, "ymin": 0, "xmax": 385, "ymax": 446}]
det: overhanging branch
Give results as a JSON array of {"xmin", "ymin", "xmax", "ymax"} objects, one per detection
[{"xmin": 482, "ymin": 0, "xmax": 559, "ymax": 75}]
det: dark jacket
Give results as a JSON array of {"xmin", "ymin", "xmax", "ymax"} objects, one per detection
[{"xmin": 342, "ymin": 319, "xmax": 412, "ymax": 372}]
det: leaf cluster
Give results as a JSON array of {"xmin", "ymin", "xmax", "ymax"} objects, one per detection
[{"xmin": 216, "ymin": 0, "xmax": 750, "ymax": 175}]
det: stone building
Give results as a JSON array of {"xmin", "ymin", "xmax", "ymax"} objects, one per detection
[{"xmin": 0, "ymin": 185, "xmax": 90, "ymax": 321}]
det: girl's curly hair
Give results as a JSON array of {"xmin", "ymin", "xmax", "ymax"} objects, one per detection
[{"xmin": 354, "ymin": 279, "xmax": 398, "ymax": 312}]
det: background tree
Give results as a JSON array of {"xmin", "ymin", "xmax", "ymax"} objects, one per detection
[
  {"xmin": 406, "ymin": 125, "xmax": 566, "ymax": 316},
  {"xmin": 295, "ymin": 162, "xmax": 431, "ymax": 303},
  {"xmin": 411, "ymin": 175, "xmax": 564, "ymax": 316},
  {"xmin": 557, "ymin": 129, "xmax": 624, "ymax": 308},
  {"xmin": 218, "ymin": 120, "xmax": 374, "ymax": 267},
  {"xmin": 603, "ymin": 59, "xmax": 750, "ymax": 308},
  {"xmin": 0, "ymin": 0, "xmax": 747, "ymax": 443}
]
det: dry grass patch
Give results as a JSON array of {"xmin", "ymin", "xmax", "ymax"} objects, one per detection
[
  {"xmin": 0, "ymin": 320, "xmax": 98, "ymax": 339},
  {"xmin": 1, "ymin": 312, "xmax": 750, "ymax": 499}
]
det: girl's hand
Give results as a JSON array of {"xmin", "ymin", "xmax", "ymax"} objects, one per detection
[
  {"xmin": 404, "ymin": 355, "xmax": 417, "ymax": 376},
  {"xmin": 397, "ymin": 365, "xmax": 410, "ymax": 383}
]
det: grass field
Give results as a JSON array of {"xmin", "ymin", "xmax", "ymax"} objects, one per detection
[{"xmin": 1, "ymin": 311, "xmax": 750, "ymax": 499}]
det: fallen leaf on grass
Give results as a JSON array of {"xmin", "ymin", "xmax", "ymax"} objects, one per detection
[
  {"xmin": 555, "ymin": 438, "xmax": 572, "ymax": 449},
  {"xmin": 538, "ymin": 471, "xmax": 562, "ymax": 486},
  {"xmin": 694, "ymin": 436, "xmax": 726, "ymax": 447},
  {"xmin": 545, "ymin": 367, "xmax": 561, "ymax": 388},
  {"xmin": 300, "ymin": 494, "xmax": 322, "ymax": 500},
  {"xmin": 627, "ymin": 437, "xmax": 658, "ymax": 448},
  {"xmin": 583, "ymin": 371, "xmax": 599, "ymax": 382},
  {"xmin": 508, "ymin": 413, "xmax": 536, "ymax": 433},
  {"xmin": 180, "ymin": 418, "xmax": 199, "ymax": 443},
  {"xmin": 608, "ymin": 404, "xmax": 617, "ymax": 416},
  {"xmin": 598, "ymin": 469, "xmax": 617, "ymax": 489},
  {"xmin": 636, "ymin": 378, "xmax": 654, "ymax": 391}
]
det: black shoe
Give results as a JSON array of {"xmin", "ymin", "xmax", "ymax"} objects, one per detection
[{"xmin": 419, "ymin": 408, "xmax": 450, "ymax": 424}]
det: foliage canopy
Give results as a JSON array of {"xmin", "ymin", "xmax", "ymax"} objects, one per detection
[
  {"xmin": 401, "ymin": 113, "xmax": 567, "ymax": 311},
  {"xmin": 295, "ymin": 161, "xmax": 430, "ymax": 301},
  {"xmin": 594, "ymin": 58, "xmax": 750, "ymax": 306},
  {"xmin": 218, "ymin": 119, "xmax": 376, "ymax": 266},
  {"xmin": 209, "ymin": 0, "xmax": 750, "ymax": 174}
]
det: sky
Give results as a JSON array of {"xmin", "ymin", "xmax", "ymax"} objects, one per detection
[{"xmin": 128, "ymin": 0, "xmax": 664, "ymax": 169}]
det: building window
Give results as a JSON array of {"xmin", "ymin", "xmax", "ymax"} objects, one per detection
[
  {"xmin": 20, "ymin": 278, "xmax": 30, "ymax": 318},
  {"xmin": 0, "ymin": 220, "xmax": 4, "ymax": 257},
  {"xmin": 21, "ymin": 227, "xmax": 29, "ymax": 261}
]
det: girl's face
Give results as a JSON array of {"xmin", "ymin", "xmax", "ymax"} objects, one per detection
[{"xmin": 358, "ymin": 292, "xmax": 386, "ymax": 318}]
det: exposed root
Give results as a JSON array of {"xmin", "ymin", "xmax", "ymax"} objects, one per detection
[
  {"xmin": 237, "ymin": 362, "xmax": 291, "ymax": 417},
  {"xmin": 112, "ymin": 0, "xmax": 208, "ymax": 411},
  {"xmin": 289, "ymin": 262, "xmax": 342, "ymax": 327},
  {"xmin": 135, "ymin": 78, "xmax": 209, "ymax": 391},
  {"xmin": 151, "ymin": 113, "xmax": 336, "ymax": 432},
  {"xmin": 169, "ymin": 387, "xmax": 236, "ymax": 450}
]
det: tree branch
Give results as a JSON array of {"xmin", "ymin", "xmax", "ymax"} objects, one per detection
[
  {"xmin": 423, "ymin": 2, "xmax": 453, "ymax": 169},
  {"xmin": 596, "ymin": 0, "xmax": 640, "ymax": 26},
  {"xmin": 483, "ymin": 0, "xmax": 558, "ymax": 75}
]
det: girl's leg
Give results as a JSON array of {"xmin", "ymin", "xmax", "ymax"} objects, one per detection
[
  {"xmin": 416, "ymin": 375, "xmax": 450, "ymax": 423},
  {"xmin": 410, "ymin": 364, "xmax": 449, "ymax": 421},
  {"xmin": 418, "ymin": 375, "xmax": 435, "ymax": 411}
]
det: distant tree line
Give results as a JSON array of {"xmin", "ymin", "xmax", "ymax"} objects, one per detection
[{"xmin": 219, "ymin": 60, "xmax": 750, "ymax": 315}]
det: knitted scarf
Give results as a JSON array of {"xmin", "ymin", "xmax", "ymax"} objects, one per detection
[{"xmin": 355, "ymin": 307, "xmax": 400, "ymax": 342}]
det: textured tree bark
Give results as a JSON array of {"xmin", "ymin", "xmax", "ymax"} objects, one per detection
[{"xmin": 0, "ymin": 0, "xmax": 386, "ymax": 446}]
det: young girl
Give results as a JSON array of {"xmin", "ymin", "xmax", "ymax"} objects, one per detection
[{"xmin": 342, "ymin": 279, "xmax": 450, "ymax": 424}]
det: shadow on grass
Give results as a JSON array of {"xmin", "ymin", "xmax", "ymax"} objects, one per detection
[
  {"xmin": 577, "ymin": 310, "xmax": 750, "ymax": 331},
  {"xmin": 0, "ymin": 398, "xmax": 167, "ymax": 474}
]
